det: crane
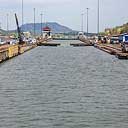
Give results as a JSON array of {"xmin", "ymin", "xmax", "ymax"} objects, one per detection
[{"xmin": 15, "ymin": 13, "xmax": 25, "ymax": 44}]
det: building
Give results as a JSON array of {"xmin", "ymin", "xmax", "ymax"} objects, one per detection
[{"xmin": 42, "ymin": 26, "xmax": 51, "ymax": 39}]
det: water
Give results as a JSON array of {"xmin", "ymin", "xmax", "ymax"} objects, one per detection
[{"xmin": 0, "ymin": 40, "xmax": 128, "ymax": 128}]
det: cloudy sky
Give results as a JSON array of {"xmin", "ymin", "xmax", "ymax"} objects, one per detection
[{"xmin": 0, "ymin": 0, "xmax": 128, "ymax": 32}]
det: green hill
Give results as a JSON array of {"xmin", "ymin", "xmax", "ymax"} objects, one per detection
[{"xmin": 104, "ymin": 23, "xmax": 128, "ymax": 36}]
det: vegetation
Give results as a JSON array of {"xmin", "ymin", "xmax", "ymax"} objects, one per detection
[{"xmin": 104, "ymin": 22, "xmax": 128, "ymax": 36}]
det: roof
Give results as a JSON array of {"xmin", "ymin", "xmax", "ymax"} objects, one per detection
[{"xmin": 43, "ymin": 26, "xmax": 51, "ymax": 31}]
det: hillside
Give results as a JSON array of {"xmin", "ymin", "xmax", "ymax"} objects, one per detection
[
  {"xmin": 104, "ymin": 23, "xmax": 128, "ymax": 35},
  {"xmin": 20, "ymin": 22, "xmax": 74, "ymax": 34},
  {"xmin": 0, "ymin": 22, "xmax": 97, "ymax": 37},
  {"xmin": 0, "ymin": 29, "xmax": 7, "ymax": 35}
]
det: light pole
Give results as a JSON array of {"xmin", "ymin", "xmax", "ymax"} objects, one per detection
[
  {"xmin": 97, "ymin": 0, "xmax": 100, "ymax": 35},
  {"xmin": 40, "ymin": 13, "xmax": 43, "ymax": 36},
  {"xmin": 0, "ymin": 22, "xmax": 1, "ymax": 29},
  {"xmin": 86, "ymin": 8, "xmax": 89, "ymax": 38},
  {"xmin": 34, "ymin": 8, "xmax": 35, "ymax": 37},
  {"xmin": 81, "ymin": 13, "xmax": 84, "ymax": 33},
  {"xmin": 7, "ymin": 13, "xmax": 9, "ymax": 35},
  {"xmin": 22, "ymin": 0, "xmax": 24, "ymax": 29}
]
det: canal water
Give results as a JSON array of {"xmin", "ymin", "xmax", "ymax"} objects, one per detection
[{"xmin": 0, "ymin": 40, "xmax": 128, "ymax": 128}]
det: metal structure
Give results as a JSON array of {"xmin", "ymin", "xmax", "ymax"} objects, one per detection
[
  {"xmin": 22, "ymin": 0, "xmax": 24, "ymax": 30},
  {"xmin": 97, "ymin": 0, "xmax": 100, "ymax": 35},
  {"xmin": 0, "ymin": 22, "xmax": 1, "ymax": 29},
  {"xmin": 40, "ymin": 13, "xmax": 43, "ymax": 36},
  {"xmin": 34, "ymin": 8, "xmax": 36, "ymax": 37},
  {"xmin": 86, "ymin": 8, "xmax": 89, "ymax": 38},
  {"xmin": 81, "ymin": 13, "xmax": 84, "ymax": 32},
  {"xmin": 7, "ymin": 13, "xmax": 9, "ymax": 35},
  {"xmin": 15, "ymin": 13, "xmax": 24, "ymax": 44}
]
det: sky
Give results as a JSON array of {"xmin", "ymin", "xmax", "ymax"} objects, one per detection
[{"xmin": 0, "ymin": 0, "xmax": 128, "ymax": 33}]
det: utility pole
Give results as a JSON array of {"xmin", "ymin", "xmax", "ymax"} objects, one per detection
[
  {"xmin": 7, "ymin": 13, "xmax": 9, "ymax": 35},
  {"xmin": 40, "ymin": 13, "xmax": 43, "ymax": 36},
  {"xmin": 0, "ymin": 22, "xmax": 1, "ymax": 29},
  {"xmin": 86, "ymin": 8, "xmax": 89, "ymax": 38},
  {"xmin": 97, "ymin": 0, "xmax": 100, "ymax": 35},
  {"xmin": 81, "ymin": 13, "xmax": 84, "ymax": 32},
  {"xmin": 22, "ymin": 0, "xmax": 24, "ymax": 31},
  {"xmin": 34, "ymin": 8, "xmax": 36, "ymax": 37}
]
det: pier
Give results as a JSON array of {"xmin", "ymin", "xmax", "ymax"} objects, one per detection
[
  {"xmin": 94, "ymin": 43, "xmax": 128, "ymax": 59},
  {"xmin": 0, "ymin": 43, "xmax": 36, "ymax": 63},
  {"xmin": 37, "ymin": 41, "xmax": 60, "ymax": 46},
  {"xmin": 78, "ymin": 37, "xmax": 128, "ymax": 59},
  {"xmin": 70, "ymin": 43, "xmax": 93, "ymax": 47}
]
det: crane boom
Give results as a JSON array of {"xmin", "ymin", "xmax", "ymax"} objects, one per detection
[{"xmin": 15, "ymin": 13, "xmax": 24, "ymax": 44}]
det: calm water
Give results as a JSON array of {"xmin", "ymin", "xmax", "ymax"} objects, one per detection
[{"xmin": 0, "ymin": 40, "xmax": 128, "ymax": 128}]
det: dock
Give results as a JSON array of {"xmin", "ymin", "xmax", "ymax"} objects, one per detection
[
  {"xmin": 94, "ymin": 43, "xmax": 128, "ymax": 59},
  {"xmin": 70, "ymin": 43, "xmax": 93, "ymax": 47},
  {"xmin": 0, "ymin": 43, "xmax": 37, "ymax": 63},
  {"xmin": 70, "ymin": 37, "xmax": 93, "ymax": 47},
  {"xmin": 79, "ymin": 35, "xmax": 128, "ymax": 59},
  {"xmin": 37, "ymin": 42, "xmax": 60, "ymax": 46}
]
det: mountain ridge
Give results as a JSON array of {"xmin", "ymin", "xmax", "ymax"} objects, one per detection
[
  {"xmin": 20, "ymin": 22, "xmax": 75, "ymax": 34},
  {"xmin": 0, "ymin": 22, "xmax": 97, "ymax": 36}
]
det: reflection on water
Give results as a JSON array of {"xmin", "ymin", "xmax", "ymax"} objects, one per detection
[{"xmin": 0, "ymin": 40, "xmax": 128, "ymax": 128}]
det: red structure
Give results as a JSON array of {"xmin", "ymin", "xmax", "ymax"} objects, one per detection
[
  {"xmin": 42, "ymin": 26, "xmax": 51, "ymax": 38},
  {"xmin": 43, "ymin": 26, "xmax": 51, "ymax": 32}
]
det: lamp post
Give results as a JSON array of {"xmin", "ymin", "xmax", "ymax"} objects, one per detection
[
  {"xmin": 34, "ymin": 8, "xmax": 35, "ymax": 37},
  {"xmin": 22, "ymin": 0, "xmax": 24, "ymax": 30},
  {"xmin": 97, "ymin": 0, "xmax": 100, "ymax": 35},
  {"xmin": 40, "ymin": 13, "xmax": 43, "ymax": 36},
  {"xmin": 0, "ymin": 22, "xmax": 1, "ymax": 29},
  {"xmin": 86, "ymin": 8, "xmax": 89, "ymax": 38},
  {"xmin": 7, "ymin": 13, "xmax": 9, "ymax": 35},
  {"xmin": 81, "ymin": 13, "xmax": 84, "ymax": 33}
]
